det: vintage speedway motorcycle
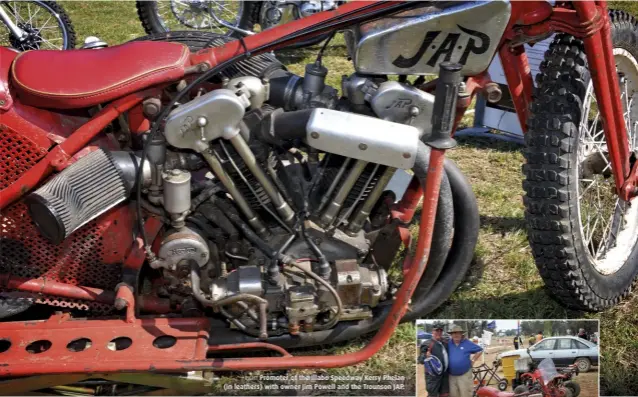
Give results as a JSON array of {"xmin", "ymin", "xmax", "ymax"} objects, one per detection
[
  {"xmin": 478, "ymin": 358, "xmax": 573, "ymax": 397},
  {"xmin": 0, "ymin": 0, "xmax": 636, "ymax": 377}
]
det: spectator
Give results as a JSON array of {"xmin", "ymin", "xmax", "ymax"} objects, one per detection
[
  {"xmin": 536, "ymin": 331, "xmax": 543, "ymax": 343},
  {"xmin": 447, "ymin": 324, "xmax": 483, "ymax": 397},
  {"xmin": 577, "ymin": 328, "xmax": 588, "ymax": 341},
  {"xmin": 513, "ymin": 334, "xmax": 522, "ymax": 349},
  {"xmin": 418, "ymin": 322, "xmax": 449, "ymax": 397},
  {"xmin": 528, "ymin": 335, "xmax": 535, "ymax": 347}
]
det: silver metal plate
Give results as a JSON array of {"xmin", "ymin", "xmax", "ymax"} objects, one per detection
[
  {"xmin": 305, "ymin": 108, "xmax": 419, "ymax": 169},
  {"xmin": 346, "ymin": 1, "xmax": 511, "ymax": 76}
]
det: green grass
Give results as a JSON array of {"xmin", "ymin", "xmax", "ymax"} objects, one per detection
[{"xmin": 47, "ymin": 1, "xmax": 638, "ymax": 395}]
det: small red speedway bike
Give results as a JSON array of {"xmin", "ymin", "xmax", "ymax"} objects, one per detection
[
  {"xmin": 0, "ymin": 0, "xmax": 635, "ymax": 381},
  {"xmin": 478, "ymin": 358, "xmax": 575, "ymax": 397}
]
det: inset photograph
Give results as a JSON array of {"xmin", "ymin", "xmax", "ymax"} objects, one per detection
[{"xmin": 416, "ymin": 319, "xmax": 599, "ymax": 397}]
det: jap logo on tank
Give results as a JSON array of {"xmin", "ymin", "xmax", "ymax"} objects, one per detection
[{"xmin": 392, "ymin": 25, "xmax": 490, "ymax": 69}]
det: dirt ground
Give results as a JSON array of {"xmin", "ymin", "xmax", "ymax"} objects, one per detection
[{"xmin": 417, "ymin": 342, "xmax": 598, "ymax": 397}]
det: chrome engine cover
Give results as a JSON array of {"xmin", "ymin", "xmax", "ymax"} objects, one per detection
[{"xmin": 345, "ymin": 1, "xmax": 511, "ymax": 76}]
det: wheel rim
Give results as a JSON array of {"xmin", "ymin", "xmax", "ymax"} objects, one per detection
[
  {"xmin": 155, "ymin": 0, "xmax": 243, "ymax": 34},
  {"xmin": 576, "ymin": 359, "xmax": 587, "ymax": 372},
  {"xmin": 576, "ymin": 48, "xmax": 638, "ymax": 276},
  {"xmin": 0, "ymin": 1, "xmax": 69, "ymax": 50}
]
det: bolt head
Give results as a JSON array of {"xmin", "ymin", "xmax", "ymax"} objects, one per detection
[
  {"xmin": 409, "ymin": 106, "xmax": 420, "ymax": 117},
  {"xmin": 197, "ymin": 116, "xmax": 208, "ymax": 127},
  {"xmin": 0, "ymin": 100, "xmax": 5, "ymax": 106},
  {"xmin": 310, "ymin": 131, "xmax": 320, "ymax": 139},
  {"xmin": 403, "ymin": 152, "xmax": 411, "ymax": 159},
  {"xmin": 358, "ymin": 143, "xmax": 368, "ymax": 151}
]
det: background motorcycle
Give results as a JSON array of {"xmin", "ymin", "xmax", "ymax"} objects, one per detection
[
  {"xmin": 0, "ymin": 0, "xmax": 75, "ymax": 50},
  {"xmin": 478, "ymin": 359, "xmax": 574, "ymax": 397},
  {"xmin": 136, "ymin": 0, "xmax": 341, "ymax": 48},
  {"xmin": 0, "ymin": 0, "xmax": 635, "ymax": 379}
]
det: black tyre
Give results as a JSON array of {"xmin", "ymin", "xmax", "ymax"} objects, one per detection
[
  {"xmin": 0, "ymin": 1, "xmax": 76, "ymax": 50},
  {"xmin": 564, "ymin": 380, "xmax": 581, "ymax": 397},
  {"xmin": 574, "ymin": 357, "xmax": 591, "ymax": 373},
  {"xmin": 513, "ymin": 385, "xmax": 529, "ymax": 394},
  {"xmin": 498, "ymin": 379, "xmax": 508, "ymax": 391},
  {"xmin": 136, "ymin": 0, "xmax": 255, "ymax": 37},
  {"xmin": 523, "ymin": 10, "xmax": 638, "ymax": 311}
]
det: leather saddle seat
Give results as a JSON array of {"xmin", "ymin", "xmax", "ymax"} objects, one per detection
[{"xmin": 10, "ymin": 41, "xmax": 191, "ymax": 109}]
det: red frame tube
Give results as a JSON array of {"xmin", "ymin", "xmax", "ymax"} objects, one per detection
[
  {"xmin": 0, "ymin": 273, "xmax": 171, "ymax": 314},
  {"xmin": 207, "ymin": 343, "xmax": 292, "ymax": 357},
  {"xmin": 0, "ymin": 89, "xmax": 159, "ymax": 209}
]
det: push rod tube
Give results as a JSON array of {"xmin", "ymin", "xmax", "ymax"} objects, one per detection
[
  {"xmin": 229, "ymin": 134, "xmax": 296, "ymax": 224},
  {"xmin": 319, "ymin": 160, "xmax": 368, "ymax": 227},
  {"xmin": 201, "ymin": 150, "xmax": 269, "ymax": 237},
  {"xmin": 345, "ymin": 167, "xmax": 397, "ymax": 235}
]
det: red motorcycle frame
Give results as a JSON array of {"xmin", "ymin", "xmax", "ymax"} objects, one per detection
[{"xmin": 0, "ymin": 0, "xmax": 632, "ymax": 377}]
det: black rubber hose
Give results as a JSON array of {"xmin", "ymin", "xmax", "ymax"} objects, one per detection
[{"xmin": 207, "ymin": 142, "xmax": 478, "ymax": 347}]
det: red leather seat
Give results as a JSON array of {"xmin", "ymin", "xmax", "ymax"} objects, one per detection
[{"xmin": 11, "ymin": 41, "xmax": 190, "ymax": 109}]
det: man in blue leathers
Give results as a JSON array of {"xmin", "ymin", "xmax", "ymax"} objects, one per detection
[{"xmin": 447, "ymin": 324, "xmax": 483, "ymax": 397}]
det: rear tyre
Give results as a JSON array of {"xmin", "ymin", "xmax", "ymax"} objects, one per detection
[
  {"xmin": 523, "ymin": 10, "xmax": 638, "ymax": 311},
  {"xmin": 574, "ymin": 357, "xmax": 591, "ymax": 373},
  {"xmin": 513, "ymin": 385, "xmax": 529, "ymax": 394}
]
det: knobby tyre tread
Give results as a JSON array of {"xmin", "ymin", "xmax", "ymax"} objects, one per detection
[{"xmin": 523, "ymin": 10, "xmax": 638, "ymax": 311}]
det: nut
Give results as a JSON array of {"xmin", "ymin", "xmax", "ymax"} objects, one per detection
[{"xmin": 483, "ymin": 83, "xmax": 502, "ymax": 104}]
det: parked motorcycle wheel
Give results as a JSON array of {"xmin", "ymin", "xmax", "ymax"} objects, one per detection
[
  {"xmin": 513, "ymin": 385, "xmax": 529, "ymax": 394},
  {"xmin": 0, "ymin": 1, "xmax": 75, "ymax": 50},
  {"xmin": 564, "ymin": 380, "xmax": 581, "ymax": 397},
  {"xmin": 136, "ymin": 0, "xmax": 253, "ymax": 37},
  {"xmin": 523, "ymin": 10, "xmax": 638, "ymax": 311},
  {"xmin": 248, "ymin": 1, "xmax": 333, "ymax": 50}
]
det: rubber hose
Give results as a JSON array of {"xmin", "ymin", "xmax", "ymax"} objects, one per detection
[{"xmin": 207, "ymin": 142, "xmax": 477, "ymax": 347}]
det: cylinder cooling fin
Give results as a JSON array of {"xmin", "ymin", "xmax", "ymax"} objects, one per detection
[{"xmin": 25, "ymin": 149, "xmax": 139, "ymax": 244}]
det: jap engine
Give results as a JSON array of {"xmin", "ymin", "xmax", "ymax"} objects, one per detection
[{"xmin": 24, "ymin": 46, "xmax": 437, "ymax": 338}]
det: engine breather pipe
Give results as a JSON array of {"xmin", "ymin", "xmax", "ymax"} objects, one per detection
[
  {"xmin": 345, "ymin": 167, "xmax": 397, "ymax": 235},
  {"xmin": 319, "ymin": 160, "xmax": 368, "ymax": 228},
  {"xmin": 200, "ymin": 150, "xmax": 269, "ymax": 237},
  {"xmin": 229, "ymin": 134, "xmax": 296, "ymax": 225}
]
